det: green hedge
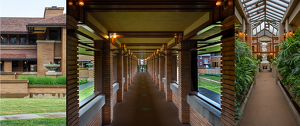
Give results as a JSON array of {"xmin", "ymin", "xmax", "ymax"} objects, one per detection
[{"xmin": 19, "ymin": 76, "xmax": 66, "ymax": 85}]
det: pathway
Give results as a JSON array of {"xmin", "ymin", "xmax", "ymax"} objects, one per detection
[
  {"xmin": 199, "ymin": 77, "xmax": 221, "ymax": 83},
  {"xmin": 0, "ymin": 112, "xmax": 66, "ymax": 120},
  {"xmin": 108, "ymin": 72, "xmax": 190, "ymax": 126},
  {"xmin": 240, "ymin": 72, "xmax": 297, "ymax": 126}
]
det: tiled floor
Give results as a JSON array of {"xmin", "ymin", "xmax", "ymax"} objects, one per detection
[
  {"xmin": 109, "ymin": 72, "xmax": 190, "ymax": 126},
  {"xmin": 240, "ymin": 72, "xmax": 297, "ymax": 126}
]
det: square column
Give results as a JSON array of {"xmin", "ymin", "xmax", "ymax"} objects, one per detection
[
  {"xmin": 117, "ymin": 49, "xmax": 124, "ymax": 102},
  {"xmin": 4, "ymin": 60, "xmax": 12, "ymax": 72},
  {"xmin": 164, "ymin": 50, "xmax": 172, "ymax": 101},
  {"xmin": 155, "ymin": 54, "xmax": 159, "ymax": 85},
  {"xmin": 123, "ymin": 53, "xmax": 128, "ymax": 91},
  {"xmin": 159, "ymin": 52, "xmax": 165, "ymax": 91},
  {"xmin": 128, "ymin": 55, "xmax": 131, "ymax": 85},
  {"xmin": 102, "ymin": 41, "xmax": 114, "ymax": 124},
  {"xmin": 178, "ymin": 41, "xmax": 197, "ymax": 123}
]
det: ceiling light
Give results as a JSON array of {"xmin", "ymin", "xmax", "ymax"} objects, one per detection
[
  {"xmin": 216, "ymin": 0, "xmax": 222, "ymax": 6},
  {"xmin": 78, "ymin": 1, "xmax": 84, "ymax": 6}
]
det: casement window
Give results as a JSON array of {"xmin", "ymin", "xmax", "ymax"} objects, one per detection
[
  {"xmin": 9, "ymin": 35, "xmax": 17, "ymax": 45},
  {"xmin": 0, "ymin": 35, "xmax": 8, "ymax": 45},
  {"xmin": 0, "ymin": 61, "xmax": 3, "ymax": 71},
  {"xmin": 29, "ymin": 34, "xmax": 37, "ymax": 45},
  {"xmin": 19, "ymin": 34, "xmax": 27, "ymax": 45}
]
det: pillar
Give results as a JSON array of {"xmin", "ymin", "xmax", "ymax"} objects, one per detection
[
  {"xmin": 178, "ymin": 41, "xmax": 197, "ymax": 123},
  {"xmin": 128, "ymin": 55, "xmax": 131, "ymax": 85},
  {"xmin": 66, "ymin": 15, "xmax": 79, "ymax": 126},
  {"xmin": 102, "ymin": 41, "xmax": 114, "ymax": 124},
  {"xmin": 220, "ymin": 15, "xmax": 235, "ymax": 125},
  {"xmin": 123, "ymin": 53, "xmax": 128, "ymax": 91},
  {"xmin": 117, "ymin": 49, "xmax": 124, "ymax": 102},
  {"xmin": 61, "ymin": 27, "xmax": 67, "ymax": 76},
  {"xmin": 159, "ymin": 52, "xmax": 165, "ymax": 91},
  {"xmin": 4, "ymin": 60, "xmax": 12, "ymax": 72},
  {"xmin": 155, "ymin": 54, "xmax": 159, "ymax": 85},
  {"xmin": 164, "ymin": 50, "xmax": 172, "ymax": 101}
]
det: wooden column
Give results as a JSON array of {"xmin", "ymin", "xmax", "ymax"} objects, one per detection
[
  {"xmin": 220, "ymin": 15, "xmax": 235, "ymax": 126},
  {"xmin": 128, "ymin": 55, "xmax": 131, "ymax": 86},
  {"xmin": 164, "ymin": 50, "xmax": 172, "ymax": 101},
  {"xmin": 159, "ymin": 52, "xmax": 165, "ymax": 91},
  {"xmin": 66, "ymin": 15, "xmax": 79, "ymax": 126},
  {"xmin": 102, "ymin": 41, "xmax": 114, "ymax": 124},
  {"xmin": 117, "ymin": 49, "xmax": 124, "ymax": 102}
]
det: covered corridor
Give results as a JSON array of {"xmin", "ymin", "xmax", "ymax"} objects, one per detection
[{"xmin": 66, "ymin": 0, "xmax": 235, "ymax": 126}]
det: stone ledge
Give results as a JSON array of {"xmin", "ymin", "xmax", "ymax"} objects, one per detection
[
  {"xmin": 170, "ymin": 83, "xmax": 178, "ymax": 95},
  {"xmin": 113, "ymin": 83, "xmax": 119, "ymax": 94},
  {"xmin": 187, "ymin": 95, "xmax": 221, "ymax": 126},
  {"xmin": 79, "ymin": 95, "xmax": 105, "ymax": 126},
  {"xmin": 28, "ymin": 85, "xmax": 66, "ymax": 88},
  {"xmin": 36, "ymin": 40, "xmax": 61, "ymax": 43},
  {"xmin": 0, "ymin": 79, "xmax": 28, "ymax": 83}
]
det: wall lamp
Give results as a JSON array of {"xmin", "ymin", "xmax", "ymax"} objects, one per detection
[
  {"xmin": 68, "ymin": 0, "xmax": 84, "ymax": 8},
  {"xmin": 216, "ymin": 0, "xmax": 222, "ymax": 6}
]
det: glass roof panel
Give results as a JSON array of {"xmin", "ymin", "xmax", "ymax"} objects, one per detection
[{"xmin": 243, "ymin": 0, "xmax": 291, "ymax": 36}]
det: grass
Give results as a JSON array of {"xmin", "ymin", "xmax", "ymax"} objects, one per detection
[
  {"xmin": 78, "ymin": 85, "xmax": 94, "ymax": 101},
  {"xmin": 199, "ymin": 74, "xmax": 222, "ymax": 81},
  {"xmin": 0, "ymin": 117, "xmax": 66, "ymax": 126},
  {"xmin": 198, "ymin": 79, "xmax": 221, "ymax": 94},
  {"xmin": 19, "ymin": 76, "xmax": 66, "ymax": 85},
  {"xmin": 0, "ymin": 98, "xmax": 66, "ymax": 116}
]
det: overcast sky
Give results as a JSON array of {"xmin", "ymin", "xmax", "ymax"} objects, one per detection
[{"xmin": 0, "ymin": 0, "xmax": 66, "ymax": 17}]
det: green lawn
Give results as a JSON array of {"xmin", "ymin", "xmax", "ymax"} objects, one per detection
[
  {"xmin": 78, "ymin": 85, "xmax": 94, "ymax": 101},
  {"xmin": 198, "ymin": 79, "xmax": 221, "ymax": 94},
  {"xmin": 199, "ymin": 74, "xmax": 222, "ymax": 81},
  {"xmin": 0, "ymin": 98, "xmax": 66, "ymax": 116},
  {"xmin": 0, "ymin": 117, "xmax": 66, "ymax": 126}
]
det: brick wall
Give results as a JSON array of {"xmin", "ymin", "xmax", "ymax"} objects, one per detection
[
  {"xmin": 44, "ymin": 9, "xmax": 64, "ymax": 19},
  {"xmin": 54, "ymin": 43, "xmax": 62, "ymax": 57},
  {"xmin": 85, "ymin": 109, "xmax": 102, "ymax": 126},
  {"xmin": 190, "ymin": 107, "xmax": 212, "ymax": 126},
  {"xmin": 0, "ymin": 80, "xmax": 28, "ymax": 93},
  {"xmin": 0, "ymin": 75, "xmax": 15, "ymax": 79},
  {"xmin": 78, "ymin": 68, "xmax": 89, "ymax": 78},
  {"xmin": 37, "ymin": 41, "xmax": 54, "ymax": 76},
  {"xmin": 89, "ymin": 69, "xmax": 94, "ymax": 78},
  {"xmin": 78, "ymin": 55, "xmax": 94, "ymax": 61},
  {"xmin": 28, "ymin": 85, "xmax": 66, "ymax": 93},
  {"xmin": 4, "ymin": 60, "xmax": 12, "ymax": 72},
  {"xmin": 61, "ymin": 27, "xmax": 67, "ymax": 76},
  {"xmin": 172, "ymin": 91, "xmax": 180, "ymax": 109}
]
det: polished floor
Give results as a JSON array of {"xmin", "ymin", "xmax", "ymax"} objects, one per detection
[
  {"xmin": 240, "ymin": 72, "xmax": 297, "ymax": 126},
  {"xmin": 108, "ymin": 72, "xmax": 190, "ymax": 126}
]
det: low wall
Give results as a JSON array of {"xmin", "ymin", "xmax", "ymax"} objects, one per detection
[
  {"xmin": 78, "ymin": 68, "xmax": 94, "ymax": 81},
  {"xmin": 0, "ymin": 79, "xmax": 66, "ymax": 98},
  {"xmin": 0, "ymin": 72, "xmax": 37, "ymax": 79}
]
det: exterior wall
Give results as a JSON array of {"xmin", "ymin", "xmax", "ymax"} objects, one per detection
[
  {"xmin": 37, "ymin": 41, "xmax": 55, "ymax": 76},
  {"xmin": 54, "ymin": 43, "xmax": 62, "ymax": 57},
  {"xmin": 211, "ymin": 56, "xmax": 222, "ymax": 67},
  {"xmin": 172, "ymin": 91, "xmax": 180, "ymax": 109},
  {"xmin": 198, "ymin": 56, "xmax": 211, "ymax": 68},
  {"xmin": 4, "ymin": 60, "xmax": 12, "ymax": 72},
  {"xmin": 28, "ymin": 85, "xmax": 66, "ymax": 93},
  {"xmin": 190, "ymin": 107, "xmax": 212, "ymax": 126},
  {"xmin": 61, "ymin": 27, "xmax": 67, "ymax": 76},
  {"xmin": 0, "ymin": 80, "xmax": 28, "ymax": 93},
  {"xmin": 78, "ymin": 68, "xmax": 89, "ymax": 78},
  {"xmin": 78, "ymin": 54, "xmax": 94, "ymax": 61},
  {"xmin": 86, "ymin": 109, "xmax": 102, "ymax": 126},
  {"xmin": 44, "ymin": 9, "xmax": 64, "ymax": 19}
]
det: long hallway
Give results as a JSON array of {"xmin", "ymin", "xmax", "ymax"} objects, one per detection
[
  {"xmin": 109, "ymin": 72, "xmax": 190, "ymax": 126},
  {"xmin": 240, "ymin": 72, "xmax": 297, "ymax": 126}
]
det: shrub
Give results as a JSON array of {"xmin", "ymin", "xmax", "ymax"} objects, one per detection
[
  {"xmin": 274, "ymin": 28, "xmax": 300, "ymax": 101},
  {"xmin": 78, "ymin": 79, "xmax": 89, "ymax": 85},
  {"xmin": 19, "ymin": 76, "xmax": 66, "ymax": 85}
]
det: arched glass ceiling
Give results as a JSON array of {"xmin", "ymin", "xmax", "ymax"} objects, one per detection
[{"xmin": 241, "ymin": 0, "xmax": 291, "ymax": 36}]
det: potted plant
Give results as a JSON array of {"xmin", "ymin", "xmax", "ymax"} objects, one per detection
[{"xmin": 43, "ymin": 62, "xmax": 60, "ymax": 72}]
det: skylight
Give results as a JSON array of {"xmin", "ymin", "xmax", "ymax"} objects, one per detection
[{"xmin": 241, "ymin": 0, "xmax": 291, "ymax": 36}]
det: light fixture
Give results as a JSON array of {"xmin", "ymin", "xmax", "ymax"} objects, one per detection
[
  {"xmin": 113, "ymin": 33, "xmax": 116, "ymax": 38},
  {"xmin": 216, "ymin": 0, "xmax": 222, "ymax": 6},
  {"xmin": 78, "ymin": 1, "xmax": 84, "ymax": 6},
  {"xmin": 0, "ymin": 62, "xmax": 2, "ymax": 64},
  {"xmin": 24, "ymin": 61, "xmax": 26, "ymax": 64},
  {"xmin": 68, "ymin": 1, "xmax": 73, "ymax": 6}
]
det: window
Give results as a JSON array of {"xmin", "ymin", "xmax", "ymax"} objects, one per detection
[
  {"xmin": 54, "ymin": 59, "xmax": 61, "ymax": 72},
  {"xmin": 200, "ymin": 62, "xmax": 202, "ymax": 65},
  {"xmin": 79, "ymin": 61, "xmax": 91, "ymax": 68},
  {"xmin": 204, "ymin": 59, "xmax": 208, "ymax": 63},
  {"xmin": 0, "ymin": 61, "xmax": 3, "ymax": 71},
  {"xmin": 1, "ymin": 35, "xmax": 8, "ymax": 44},
  {"xmin": 200, "ymin": 56, "xmax": 202, "ymax": 59},
  {"xmin": 29, "ymin": 34, "xmax": 37, "ymax": 44},
  {"xmin": 49, "ymin": 30, "xmax": 58, "ymax": 40},
  {"xmin": 10, "ymin": 35, "xmax": 17, "ymax": 45},
  {"xmin": 19, "ymin": 34, "xmax": 27, "ymax": 45}
]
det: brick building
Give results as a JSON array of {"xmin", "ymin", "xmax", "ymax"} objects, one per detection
[
  {"xmin": 210, "ymin": 52, "xmax": 222, "ymax": 67},
  {"xmin": 0, "ymin": 6, "xmax": 66, "ymax": 77},
  {"xmin": 197, "ymin": 54, "xmax": 211, "ymax": 68}
]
